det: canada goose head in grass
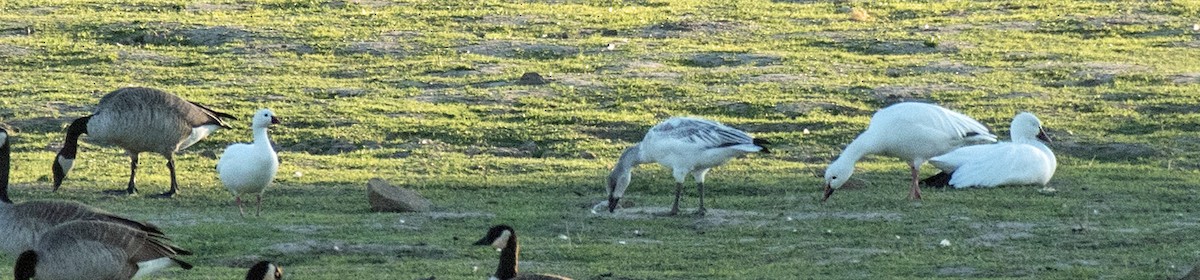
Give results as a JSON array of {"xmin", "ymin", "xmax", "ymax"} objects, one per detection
[{"xmin": 246, "ymin": 260, "xmax": 284, "ymax": 280}]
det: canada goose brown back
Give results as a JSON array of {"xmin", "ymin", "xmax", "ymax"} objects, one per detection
[
  {"xmin": 13, "ymin": 220, "xmax": 192, "ymax": 280},
  {"xmin": 0, "ymin": 124, "xmax": 161, "ymax": 256},
  {"xmin": 52, "ymin": 87, "xmax": 236, "ymax": 197},
  {"xmin": 246, "ymin": 260, "xmax": 284, "ymax": 280},
  {"xmin": 473, "ymin": 225, "xmax": 572, "ymax": 280}
]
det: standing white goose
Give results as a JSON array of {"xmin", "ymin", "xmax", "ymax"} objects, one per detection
[
  {"xmin": 473, "ymin": 224, "xmax": 572, "ymax": 280},
  {"xmin": 0, "ymin": 124, "xmax": 162, "ymax": 257},
  {"xmin": 217, "ymin": 109, "xmax": 280, "ymax": 217},
  {"xmin": 52, "ymin": 87, "xmax": 236, "ymax": 198},
  {"xmin": 13, "ymin": 220, "xmax": 193, "ymax": 280},
  {"xmin": 822, "ymin": 102, "xmax": 996, "ymax": 201},
  {"xmin": 922, "ymin": 112, "xmax": 1056, "ymax": 188},
  {"xmin": 607, "ymin": 116, "xmax": 769, "ymax": 216}
]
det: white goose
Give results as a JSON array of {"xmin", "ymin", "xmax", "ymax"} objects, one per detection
[
  {"xmin": 217, "ymin": 109, "xmax": 280, "ymax": 217},
  {"xmin": 607, "ymin": 116, "xmax": 769, "ymax": 216},
  {"xmin": 923, "ymin": 112, "xmax": 1056, "ymax": 188},
  {"xmin": 823, "ymin": 102, "xmax": 996, "ymax": 201}
]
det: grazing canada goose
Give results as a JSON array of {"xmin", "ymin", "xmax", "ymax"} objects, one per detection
[
  {"xmin": 823, "ymin": 102, "xmax": 996, "ymax": 201},
  {"xmin": 607, "ymin": 117, "xmax": 769, "ymax": 216},
  {"xmin": 246, "ymin": 260, "xmax": 284, "ymax": 280},
  {"xmin": 474, "ymin": 224, "xmax": 571, "ymax": 280},
  {"xmin": 217, "ymin": 109, "xmax": 281, "ymax": 217},
  {"xmin": 52, "ymin": 87, "xmax": 236, "ymax": 198},
  {"xmin": 0, "ymin": 124, "xmax": 162, "ymax": 256},
  {"xmin": 923, "ymin": 112, "xmax": 1056, "ymax": 189},
  {"xmin": 13, "ymin": 220, "xmax": 193, "ymax": 280}
]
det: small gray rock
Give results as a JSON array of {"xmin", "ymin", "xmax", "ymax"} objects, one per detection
[{"xmin": 367, "ymin": 178, "xmax": 432, "ymax": 212}]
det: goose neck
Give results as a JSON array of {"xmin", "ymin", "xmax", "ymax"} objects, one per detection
[
  {"xmin": 252, "ymin": 127, "xmax": 272, "ymax": 147},
  {"xmin": 0, "ymin": 138, "xmax": 9, "ymax": 204},
  {"xmin": 496, "ymin": 233, "xmax": 519, "ymax": 280}
]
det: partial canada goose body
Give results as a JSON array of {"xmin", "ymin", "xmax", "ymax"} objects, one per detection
[
  {"xmin": 52, "ymin": 87, "xmax": 236, "ymax": 198},
  {"xmin": 246, "ymin": 260, "xmax": 284, "ymax": 280},
  {"xmin": 13, "ymin": 220, "xmax": 192, "ymax": 280},
  {"xmin": 217, "ymin": 109, "xmax": 281, "ymax": 217},
  {"xmin": 0, "ymin": 124, "xmax": 162, "ymax": 256},
  {"xmin": 606, "ymin": 117, "xmax": 769, "ymax": 216},
  {"xmin": 823, "ymin": 102, "xmax": 996, "ymax": 201},
  {"xmin": 924, "ymin": 112, "xmax": 1056, "ymax": 188},
  {"xmin": 474, "ymin": 225, "xmax": 572, "ymax": 280}
]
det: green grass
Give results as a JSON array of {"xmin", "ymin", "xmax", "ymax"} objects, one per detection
[{"xmin": 1, "ymin": 0, "xmax": 1200, "ymax": 278}]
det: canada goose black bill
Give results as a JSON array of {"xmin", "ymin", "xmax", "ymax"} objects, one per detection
[{"xmin": 52, "ymin": 87, "xmax": 236, "ymax": 198}]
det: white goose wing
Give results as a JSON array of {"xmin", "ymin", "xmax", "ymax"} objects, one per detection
[
  {"xmin": 933, "ymin": 142, "xmax": 1052, "ymax": 188},
  {"xmin": 876, "ymin": 103, "xmax": 996, "ymax": 143},
  {"xmin": 644, "ymin": 117, "xmax": 756, "ymax": 150}
]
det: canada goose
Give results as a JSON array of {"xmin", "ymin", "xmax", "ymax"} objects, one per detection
[
  {"xmin": 0, "ymin": 124, "xmax": 162, "ymax": 256},
  {"xmin": 217, "ymin": 109, "xmax": 280, "ymax": 217},
  {"xmin": 823, "ymin": 102, "xmax": 996, "ymax": 201},
  {"xmin": 52, "ymin": 87, "xmax": 236, "ymax": 198},
  {"xmin": 606, "ymin": 117, "xmax": 769, "ymax": 216},
  {"xmin": 246, "ymin": 260, "xmax": 284, "ymax": 280},
  {"xmin": 474, "ymin": 224, "xmax": 571, "ymax": 280},
  {"xmin": 923, "ymin": 112, "xmax": 1056, "ymax": 188},
  {"xmin": 13, "ymin": 220, "xmax": 193, "ymax": 280}
]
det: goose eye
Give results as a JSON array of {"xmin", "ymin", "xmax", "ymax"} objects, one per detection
[{"xmin": 831, "ymin": 176, "xmax": 838, "ymax": 180}]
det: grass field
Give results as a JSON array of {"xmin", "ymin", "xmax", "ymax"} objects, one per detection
[{"xmin": 1, "ymin": 0, "xmax": 1200, "ymax": 279}]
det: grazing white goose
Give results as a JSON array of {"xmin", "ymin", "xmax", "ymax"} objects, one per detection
[
  {"xmin": 823, "ymin": 102, "xmax": 996, "ymax": 201},
  {"xmin": 606, "ymin": 116, "xmax": 770, "ymax": 216},
  {"xmin": 473, "ymin": 224, "xmax": 572, "ymax": 280},
  {"xmin": 14, "ymin": 220, "xmax": 192, "ymax": 280},
  {"xmin": 245, "ymin": 260, "xmax": 284, "ymax": 280},
  {"xmin": 0, "ymin": 124, "xmax": 162, "ymax": 257},
  {"xmin": 923, "ymin": 112, "xmax": 1056, "ymax": 188},
  {"xmin": 217, "ymin": 109, "xmax": 280, "ymax": 217},
  {"xmin": 53, "ymin": 87, "xmax": 236, "ymax": 198}
]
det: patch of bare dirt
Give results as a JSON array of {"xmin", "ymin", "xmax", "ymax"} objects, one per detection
[
  {"xmin": 684, "ymin": 52, "xmax": 781, "ymax": 68},
  {"xmin": 1170, "ymin": 73, "xmax": 1200, "ymax": 85},
  {"xmin": 0, "ymin": 44, "xmax": 32, "ymax": 57},
  {"xmin": 269, "ymin": 240, "xmax": 450, "ymax": 258},
  {"xmin": 789, "ymin": 211, "xmax": 903, "ymax": 221},
  {"xmin": 185, "ymin": 2, "xmax": 252, "ymax": 12},
  {"xmin": 746, "ymin": 73, "xmax": 810, "ymax": 84},
  {"xmin": 965, "ymin": 222, "xmax": 1035, "ymax": 247},
  {"xmin": 599, "ymin": 207, "xmax": 764, "ymax": 222},
  {"xmin": 641, "ymin": 19, "xmax": 747, "ymax": 38},
  {"xmin": 99, "ymin": 22, "xmax": 253, "ymax": 47},
  {"xmin": 886, "ymin": 60, "xmax": 989, "ymax": 77},
  {"xmin": 343, "ymin": 34, "xmax": 422, "ymax": 57},
  {"xmin": 866, "ymin": 84, "xmax": 972, "ymax": 103},
  {"xmin": 1052, "ymin": 141, "xmax": 1161, "ymax": 162},
  {"xmin": 816, "ymin": 247, "xmax": 890, "ymax": 265},
  {"xmin": 458, "ymin": 40, "xmax": 579, "ymax": 60},
  {"xmin": 116, "ymin": 49, "xmax": 179, "ymax": 65}
]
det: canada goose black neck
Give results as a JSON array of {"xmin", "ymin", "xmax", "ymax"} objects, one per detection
[
  {"xmin": 0, "ymin": 127, "xmax": 11, "ymax": 204},
  {"xmin": 14, "ymin": 250, "xmax": 37, "ymax": 280},
  {"xmin": 475, "ymin": 225, "xmax": 520, "ymax": 280},
  {"xmin": 52, "ymin": 116, "xmax": 89, "ymax": 191}
]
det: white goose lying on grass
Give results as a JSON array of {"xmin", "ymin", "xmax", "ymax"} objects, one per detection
[
  {"xmin": 823, "ymin": 102, "xmax": 996, "ymax": 201},
  {"xmin": 606, "ymin": 116, "xmax": 769, "ymax": 216},
  {"xmin": 217, "ymin": 109, "xmax": 280, "ymax": 217},
  {"xmin": 922, "ymin": 112, "xmax": 1056, "ymax": 189}
]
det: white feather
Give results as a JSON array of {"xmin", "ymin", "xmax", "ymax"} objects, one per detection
[{"xmin": 133, "ymin": 258, "xmax": 178, "ymax": 279}]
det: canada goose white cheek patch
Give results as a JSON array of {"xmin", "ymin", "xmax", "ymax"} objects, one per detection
[
  {"xmin": 56, "ymin": 157, "xmax": 74, "ymax": 172},
  {"xmin": 491, "ymin": 230, "xmax": 512, "ymax": 248}
]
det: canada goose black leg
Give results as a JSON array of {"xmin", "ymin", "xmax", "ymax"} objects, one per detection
[
  {"xmin": 149, "ymin": 157, "xmax": 177, "ymax": 198},
  {"xmin": 695, "ymin": 182, "xmax": 707, "ymax": 216},
  {"xmin": 103, "ymin": 154, "xmax": 138, "ymax": 195},
  {"xmin": 256, "ymin": 194, "xmax": 262, "ymax": 217}
]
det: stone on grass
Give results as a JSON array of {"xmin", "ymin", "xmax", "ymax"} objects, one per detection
[{"xmin": 367, "ymin": 178, "xmax": 432, "ymax": 212}]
